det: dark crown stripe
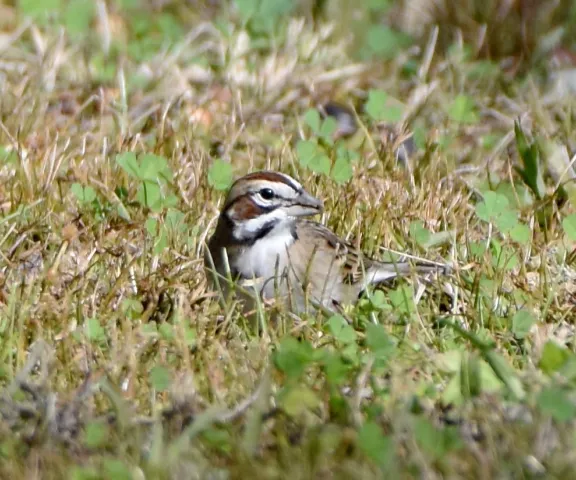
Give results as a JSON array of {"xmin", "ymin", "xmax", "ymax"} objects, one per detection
[
  {"xmin": 240, "ymin": 171, "xmax": 300, "ymax": 191},
  {"xmin": 224, "ymin": 171, "xmax": 301, "ymax": 210}
]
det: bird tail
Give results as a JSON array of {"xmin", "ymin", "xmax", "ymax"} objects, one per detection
[{"xmin": 365, "ymin": 259, "xmax": 451, "ymax": 287}]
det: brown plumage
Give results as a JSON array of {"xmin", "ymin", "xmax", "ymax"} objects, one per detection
[{"xmin": 205, "ymin": 171, "xmax": 449, "ymax": 316}]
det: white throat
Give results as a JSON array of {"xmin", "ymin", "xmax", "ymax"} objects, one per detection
[
  {"xmin": 232, "ymin": 219, "xmax": 296, "ymax": 279},
  {"xmin": 231, "ymin": 209, "xmax": 288, "ymax": 242}
]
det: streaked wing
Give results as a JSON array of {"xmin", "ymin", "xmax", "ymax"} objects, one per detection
[
  {"xmin": 286, "ymin": 220, "xmax": 377, "ymax": 306},
  {"xmin": 294, "ymin": 220, "xmax": 365, "ymax": 276},
  {"xmin": 293, "ymin": 220, "xmax": 448, "ymax": 295}
]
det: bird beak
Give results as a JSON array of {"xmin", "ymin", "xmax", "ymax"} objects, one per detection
[{"xmin": 286, "ymin": 191, "xmax": 324, "ymax": 217}]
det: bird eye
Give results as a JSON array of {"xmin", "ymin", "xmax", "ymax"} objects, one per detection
[{"xmin": 259, "ymin": 188, "xmax": 275, "ymax": 200}]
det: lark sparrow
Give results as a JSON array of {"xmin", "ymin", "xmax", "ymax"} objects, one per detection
[{"xmin": 205, "ymin": 171, "xmax": 448, "ymax": 315}]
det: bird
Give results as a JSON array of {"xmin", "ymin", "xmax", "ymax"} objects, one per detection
[{"xmin": 204, "ymin": 171, "xmax": 449, "ymax": 317}]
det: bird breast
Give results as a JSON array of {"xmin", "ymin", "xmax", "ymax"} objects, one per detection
[{"xmin": 232, "ymin": 226, "xmax": 296, "ymax": 279}]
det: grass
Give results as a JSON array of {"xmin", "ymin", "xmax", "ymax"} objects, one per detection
[{"xmin": 1, "ymin": 0, "xmax": 576, "ymax": 478}]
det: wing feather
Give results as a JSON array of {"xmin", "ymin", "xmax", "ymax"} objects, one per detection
[{"xmin": 292, "ymin": 220, "xmax": 448, "ymax": 301}]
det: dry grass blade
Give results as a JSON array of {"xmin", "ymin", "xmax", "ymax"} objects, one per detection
[{"xmin": 0, "ymin": 0, "xmax": 576, "ymax": 477}]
